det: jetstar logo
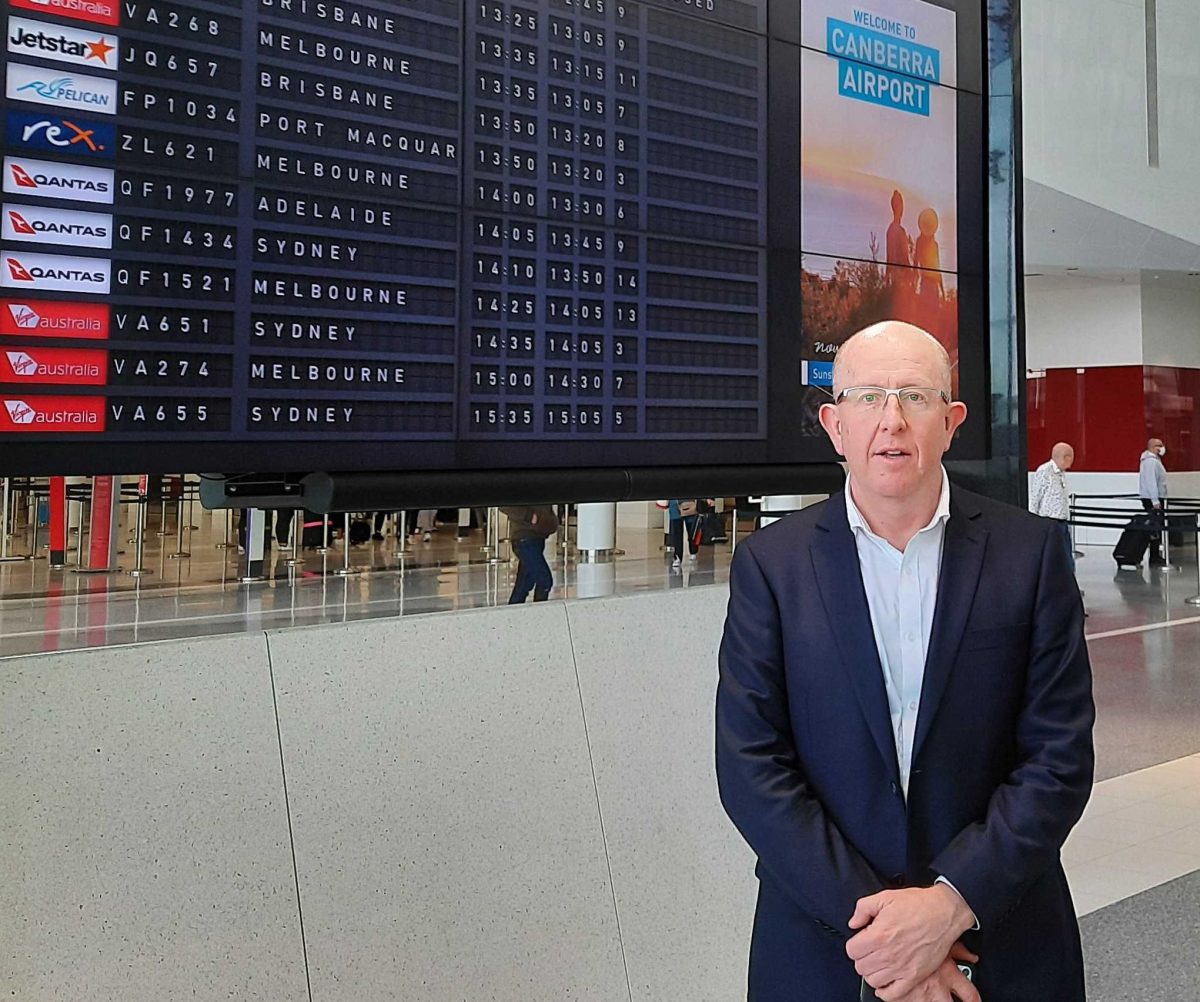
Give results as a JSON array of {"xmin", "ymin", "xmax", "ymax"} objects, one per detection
[
  {"xmin": 8, "ymin": 0, "xmax": 119, "ymax": 29},
  {"xmin": 0, "ymin": 298, "xmax": 109, "ymax": 338},
  {"xmin": 7, "ymin": 17, "xmax": 120, "ymax": 69},
  {"xmin": 0, "ymin": 251, "xmax": 111, "ymax": 293},
  {"xmin": 0, "ymin": 395, "xmax": 106, "ymax": 431},
  {"xmin": 3, "ymin": 156, "xmax": 114, "ymax": 203},
  {"xmin": 3, "ymin": 204, "xmax": 112, "ymax": 248},
  {"xmin": 0, "ymin": 346, "xmax": 106, "ymax": 384},
  {"xmin": 7, "ymin": 63, "xmax": 117, "ymax": 114},
  {"xmin": 6, "ymin": 111, "xmax": 114, "ymax": 158}
]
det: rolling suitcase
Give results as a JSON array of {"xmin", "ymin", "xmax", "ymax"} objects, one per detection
[{"xmin": 1113, "ymin": 517, "xmax": 1151, "ymax": 567}]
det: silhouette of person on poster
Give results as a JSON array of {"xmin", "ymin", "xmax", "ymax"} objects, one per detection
[
  {"xmin": 885, "ymin": 189, "xmax": 912, "ymax": 276},
  {"xmin": 915, "ymin": 207, "xmax": 945, "ymax": 305}
]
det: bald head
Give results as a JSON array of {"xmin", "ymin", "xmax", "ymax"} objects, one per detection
[
  {"xmin": 832, "ymin": 321, "xmax": 952, "ymax": 396},
  {"xmin": 1148, "ymin": 437, "xmax": 1163, "ymax": 451},
  {"xmin": 1051, "ymin": 442, "xmax": 1074, "ymax": 470}
]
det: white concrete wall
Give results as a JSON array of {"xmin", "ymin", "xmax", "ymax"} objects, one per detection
[
  {"xmin": 0, "ymin": 587, "xmax": 755, "ymax": 1002},
  {"xmin": 1023, "ymin": 0, "xmax": 1200, "ymax": 244},
  {"xmin": 1140, "ymin": 282, "xmax": 1200, "ymax": 369},
  {"xmin": 1024, "ymin": 276, "xmax": 1144, "ymax": 370}
]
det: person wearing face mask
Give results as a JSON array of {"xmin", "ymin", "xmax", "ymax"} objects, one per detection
[{"xmin": 1138, "ymin": 437, "xmax": 1169, "ymax": 567}]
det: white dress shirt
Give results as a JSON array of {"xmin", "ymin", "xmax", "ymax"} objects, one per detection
[
  {"xmin": 845, "ymin": 468, "xmax": 949, "ymax": 797},
  {"xmin": 845, "ymin": 469, "xmax": 979, "ymax": 926}
]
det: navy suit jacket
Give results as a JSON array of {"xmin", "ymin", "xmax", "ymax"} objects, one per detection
[{"xmin": 716, "ymin": 488, "xmax": 1095, "ymax": 1001}]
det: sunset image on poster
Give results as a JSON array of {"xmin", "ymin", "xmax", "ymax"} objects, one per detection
[{"xmin": 798, "ymin": 0, "xmax": 959, "ymax": 399}]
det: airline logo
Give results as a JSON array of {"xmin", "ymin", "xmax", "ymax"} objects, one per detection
[
  {"xmin": 0, "ymin": 346, "xmax": 106, "ymax": 385},
  {"xmin": 7, "ymin": 16, "xmax": 119, "ymax": 70},
  {"xmin": 8, "ymin": 0, "xmax": 119, "ymax": 29},
  {"xmin": 5, "ymin": 110, "xmax": 114, "ymax": 158},
  {"xmin": 0, "ymin": 298, "xmax": 109, "ymax": 338},
  {"xmin": 3, "ymin": 156, "xmax": 114, "ymax": 203},
  {"xmin": 3, "ymin": 203, "xmax": 111, "ymax": 248},
  {"xmin": 7, "ymin": 62, "xmax": 117, "ymax": 115},
  {"xmin": 1, "ymin": 251, "xmax": 111, "ymax": 294},
  {"xmin": 0, "ymin": 395, "xmax": 105, "ymax": 432}
]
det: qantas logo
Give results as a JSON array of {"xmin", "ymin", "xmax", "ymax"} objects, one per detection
[
  {"xmin": 5, "ymin": 256, "xmax": 102, "ymax": 282},
  {"xmin": 8, "ymin": 211, "xmax": 35, "ymax": 234},
  {"xmin": 3, "ymin": 157, "xmax": 114, "ymax": 203},
  {"xmin": 10, "ymin": 164, "xmax": 36, "ymax": 188},
  {"xmin": 3, "ymin": 204, "xmax": 112, "ymax": 248},
  {"xmin": 1, "ymin": 251, "xmax": 111, "ymax": 293},
  {"xmin": 7, "ymin": 17, "xmax": 119, "ymax": 69},
  {"xmin": 6, "ymin": 259, "xmax": 34, "ymax": 282}
]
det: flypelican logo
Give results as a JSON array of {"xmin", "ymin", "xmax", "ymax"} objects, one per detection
[
  {"xmin": 2, "ymin": 156, "xmax": 114, "ymax": 203},
  {"xmin": 7, "ymin": 63, "xmax": 117, "ymax": 115},
  {"xmin": 7, "ymin": 17, "xmax": 120, "ymax": 69}
]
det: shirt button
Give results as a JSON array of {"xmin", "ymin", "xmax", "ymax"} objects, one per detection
[
  {"xmin": 908, "ymin": 701, "xmax": 918, "ymax": 712},
  {"xmin": 906, "ymin": 632, "xmax": 916, "ymax": 642}
]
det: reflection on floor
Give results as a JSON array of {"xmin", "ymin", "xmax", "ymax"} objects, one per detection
[{"xmin": 0, "ymin": 507, "xmax": 730, "ymax": 658}]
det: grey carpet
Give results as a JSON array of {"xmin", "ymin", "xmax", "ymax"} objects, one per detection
[{"xmin": 1081, "ymin": 869, "xmax": 1200, "ymax": 999}]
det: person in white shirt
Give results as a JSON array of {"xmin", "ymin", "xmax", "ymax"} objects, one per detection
[
  {"xmin": 717, "ymin": 321, "xmax": 1094, "ymax": 1002},
  {"xmin": 1029, "ymin": 442, "xmax": 1075, "ymax": 567},
  {"xmin": 1138, "ymin": 438, "xmax": 1168, "ymax": 566}
]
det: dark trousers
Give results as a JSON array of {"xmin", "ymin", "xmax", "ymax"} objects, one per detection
[
  {"xmin": 509, "ymin": 536, "xmax": 553, "ymax": 604},
  {"xmin": 669, "ymin": 515, "xmax": 699, "ymax": 557},
  {"xmin": 1141, "ymin": 499, "xmax": 1164, "ymax": 559},
  {"xmin": 1056, "ymin": 519, "xmax": 1075, "ymax": 570}
]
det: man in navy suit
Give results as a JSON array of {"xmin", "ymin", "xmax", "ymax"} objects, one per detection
[{"xmin": 717, "ymin": 322, "xmax": 1094, "ymax": 1001}]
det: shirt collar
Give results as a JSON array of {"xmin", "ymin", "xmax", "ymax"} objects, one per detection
[{"xmin": 845, "ymin": 467, "xmax": 951, "ymax": 540}]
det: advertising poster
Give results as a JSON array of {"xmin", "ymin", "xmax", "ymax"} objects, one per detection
[{"xmin": 799, "ymin": 0, "xmax": 959, "ymax": 396}]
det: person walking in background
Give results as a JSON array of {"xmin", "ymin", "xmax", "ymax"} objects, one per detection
[
  {"xmin": 667, "ymin": 499, "xmax": 702, "ymax": 567},
  {"xmin": 1029, "ymin": 442, "xmax": 1075, "ymax": 566},
  {"xmin": 1139, "ymin": 438, "xmax": 1168, "ymax": 567},
  {"xmin": 500, "ymin": 505, "xmax": 558, "ymax": 604}
]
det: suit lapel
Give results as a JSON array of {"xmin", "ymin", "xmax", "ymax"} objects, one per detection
[
  {"xmin": 912, "ymin": 495, "xmax": 988, "ymax": 763},
  {"xmin": 810, "ymin": 493, "xmax": 900, "ymax": 783}
]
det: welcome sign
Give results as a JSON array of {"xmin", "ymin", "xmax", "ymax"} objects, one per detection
[{"xmin": 827, "ymin": 14, "xmax": 943, "ymax": 115}]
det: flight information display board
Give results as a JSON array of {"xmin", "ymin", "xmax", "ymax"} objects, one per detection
[{"xmin": 0, "ymin": 0, "xmax": 985, "ymax": 475}]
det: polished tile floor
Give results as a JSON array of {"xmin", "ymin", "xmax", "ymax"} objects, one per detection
[{"xmin": 2, "ymin": 512, "xmax": 1199, "ymax": 947}]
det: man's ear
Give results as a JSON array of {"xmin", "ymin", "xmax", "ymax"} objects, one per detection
[
  {"xmin": 818, "ymin": 402, "xmax": 845, "ymax": 456},
  {"xmin": 945, "ymin": 400, "xmax": 968, "ymax": 437}
]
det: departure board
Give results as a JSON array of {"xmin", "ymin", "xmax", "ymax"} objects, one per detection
[{"xmin": 0, "ymin": 0, "xmax": 986, "ymax": 476}]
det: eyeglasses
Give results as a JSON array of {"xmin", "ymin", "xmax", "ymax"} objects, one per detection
[{"xmin": 832, "ymin": 386, "xmax": 950, "ymax": 412}]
